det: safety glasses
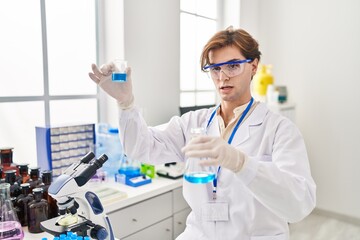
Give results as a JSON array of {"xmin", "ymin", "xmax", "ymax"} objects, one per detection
[{"xmin": 204, "ymin": 59, "xmax": 252, "ymax": 79}]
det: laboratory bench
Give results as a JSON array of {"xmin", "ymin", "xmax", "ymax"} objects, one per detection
[{"xmin": 23, "ymin": 176, "xmax": 190, "ymax": 240}]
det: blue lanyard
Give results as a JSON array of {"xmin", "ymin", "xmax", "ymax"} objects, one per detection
[{"xmin": 207, "ymin": 97, "xmax": 254, "ymax": 199}]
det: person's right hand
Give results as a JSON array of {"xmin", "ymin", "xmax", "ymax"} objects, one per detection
[{"xmin": 88, "ymin": 62, "xmax": 134, "ymax": 108}]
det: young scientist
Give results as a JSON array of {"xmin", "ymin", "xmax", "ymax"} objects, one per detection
[{"xmin": 89, "ymin": 26, "xmax": 316, "ymax": 240}]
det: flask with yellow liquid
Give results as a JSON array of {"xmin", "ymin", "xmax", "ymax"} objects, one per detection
[{"xmin": 253, "ymin": 64, "xmax": 274, "ymax": 96}]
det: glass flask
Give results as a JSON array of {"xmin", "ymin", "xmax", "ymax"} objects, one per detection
[
  {"xmin": 184, "ymin": 127, "xmax": 216, "ymax": 184},
  {"xmin": 112, "ymin": 59, "xmax": 127, "ymax": 82},
  {"xmin": 119, "ymin": 154, "xmax": 140, "ymax": 176},
  {"xmin": 0, "ymin": 183, "xmax": 24, "ymax": 240}
]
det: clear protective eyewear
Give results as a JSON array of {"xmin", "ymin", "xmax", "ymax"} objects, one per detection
[{"xmin": 204, "ymin": 59, "xmax": 252, "ymax": 78}]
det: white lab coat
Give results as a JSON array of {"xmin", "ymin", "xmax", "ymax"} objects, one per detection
[{"xmin": 118, "ymin": 102, "xmax": 316, "ymax": 240}]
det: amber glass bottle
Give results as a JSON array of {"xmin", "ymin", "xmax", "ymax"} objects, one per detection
[
  {"xmin": 27, "ymin": 188, "xmax": 48, "ymax": 233},
  {"xmin": 17, "ymin": 164, "xmax": 30, "ymax": 184},
  {"xmin": 16, "ymin": 183, "xmax": 34, "ymax": 226},
  {"xmin": 39, "ymin": 170, "xmax": 58, "ymax": 218},
  {"xmin": 29, "ymin": 167, "xmax": 42, "ymax": 192},
  {"xmin": 0, "ymin": 148, "xmax": 19, "ymax": 177},
  {"xmin": 4, "ymin": 170, "xmax": 21, "ymax": 198}
]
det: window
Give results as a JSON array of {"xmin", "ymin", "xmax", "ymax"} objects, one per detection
[
  {"xmin": 0, "ymin": 0, "xmax": 98, "ymax": 167},
  {"xmin": 180, "ymin": 0, "xmax": 218, "ymax": 107}
]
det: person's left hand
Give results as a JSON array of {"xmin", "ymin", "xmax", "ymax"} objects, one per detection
[{"xmin": 181, "ymin": 136, "xmax": 247, "ymax": 173}]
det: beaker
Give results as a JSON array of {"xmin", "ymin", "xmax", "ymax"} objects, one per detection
[
  {"xmin": 184, "ymin": 128, "xmax": 216, "ymax": 184},
  {"xmin": 112, "ymin": 59, "xmax": 127, "ymax": 82},
  {"xmin": 0, "ymin": 183, "xmax": 24, "ymax": 240}
]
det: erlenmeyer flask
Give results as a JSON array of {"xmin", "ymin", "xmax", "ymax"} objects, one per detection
[
  {"xmin": 119, "ymin": 154, "xmax": 140, "ymax": 177},
  {"xmin": 0, "ymin": 183, "xmax": 24, "ymax": 240},
  {"xmin": 184, "ymin": 127, "xmax": 216, "ymax": 184}
]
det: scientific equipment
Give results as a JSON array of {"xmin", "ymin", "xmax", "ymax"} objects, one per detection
[
  {"xmin": 266, "ymin": 84, "xmax": 279, "ymax": 105},
  {"xmin": 97, "ymin": 127, "xmax": 124, "ymax": 178},
  {"xmin": 29, "ymin": 166, "xmax": 42, "ymax": 191},
  {"xmin": 116, "ymin": 155, "xmax": 151, "ymax": 187},
  {"xmin": 28, "ymin": 188, "xmax": 48, "ymax": 233},
  {"xmin": 140, "ymin": 163, "xmax": 156, "ymax": 179},
  {"xmin": 4, "ymin": 170, "xmax": 21, "ymax": 198},
  {"xmin": 40, "ymin": 152, "xmax": 115, "ymax": 240},
  {"xmin": 17, "ymin": 164, "xmax": 30, "ymax": 184},
  {"xmin": 184, "ymin": 128, "xmax": 216, "ymax": 184},
  {"xmin": 156, "ymin": 162, "xmax": 185, "ymax": 179},
  {"xmin": 39, "ymin": 170, "xmax": 58, "ymax": 219},
  {"xmin": 36, "ymin": 123, "xmax": 96, "ymax": 178},
  {"xmin": 0, "ymin": 148, "xmax": 19, "ymax": 178},
  {"xmin": 253, "ymin": 64, "xmax": 274, "ymax": 97},
  {"xmin": 0, "ymin": 183, "xmax": 24, "ymax": 240},
  {"xmin": 112, "ymin": 59, "xmax": 127, "ymax": 82},
  {"xmin": 277, "ymin": 86, "xmax": 288, "ymax": 103},
  {"xmin": 16, "ymin": 183, "xmax": 34, "ymax": 226}
]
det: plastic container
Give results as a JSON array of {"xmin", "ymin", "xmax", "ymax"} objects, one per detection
[
  {"xmin": 183, "ymin": 128, "xmax": 216, "ymax": 184},
  {"xmin": 98, "ymin": 127, "xmax": 124, "ymax": 178},
  {"xmin": 253, "ymin": 64, "xmax": 274, "ymax": 96},
  {"xmin": 95, "ymin": 123, "xmax": 110, "ymax": 158}
]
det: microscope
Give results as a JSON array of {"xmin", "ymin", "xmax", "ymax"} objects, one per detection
[{"xmin": 40, "ymin": 152, "xmax": 115, "ymax": 240}]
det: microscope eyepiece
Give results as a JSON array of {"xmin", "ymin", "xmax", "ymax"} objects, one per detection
[
  {"xmin": 80, "ymin": 152, "xmax": 96, "ymax": 164},
  {"xmin": 74, "ymin": 154, "xmax": 109, "ymax": 187},
  {"xmin": 93, "ymin": 154, "xmax": 108, "ymax": 168}
]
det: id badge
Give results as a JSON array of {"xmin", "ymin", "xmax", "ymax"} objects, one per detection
[{"xmin": 201, "ymin": 201, "xmax": 229, "ymax": 221}]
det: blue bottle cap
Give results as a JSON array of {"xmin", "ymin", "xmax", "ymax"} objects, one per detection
[{"xmin": 108, "ymin": 128, "xmax": 119, "ymax": 134}]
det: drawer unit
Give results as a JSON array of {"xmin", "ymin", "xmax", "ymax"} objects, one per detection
[
  {"xmin": 35, "ymin": 123, "xmax": 95, "ymax": 177},
  {"xmin": 108, "ymin": 192, "xmax": 172, "ymax": 239},
  {"xmin": 122, "ymin": 217, "xmax": 173, "ymax": 240},
  {"xmin": 173, "ymin": 187, "xmax": 189, "ymax": 213},
  {"xmin": 173, "ymin": 207, "xmax": 191, "ymax": 239}
]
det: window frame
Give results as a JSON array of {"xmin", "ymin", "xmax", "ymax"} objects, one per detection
[
  {"xmin": 179, "ymin": 0, "xmax": 222, "ymax": 108},
  {"xmin": 0, "ymin": 0, "xmax": 100, "ymax": 125}
]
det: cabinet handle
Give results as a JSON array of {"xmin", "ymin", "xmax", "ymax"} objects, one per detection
[
  {"xmin": 166, "ymin": 228, "xmax": 171, "ymax": 232},
  {"xmin": 132, "ymin": 218, "xmax": 137, "ymax": 222},
  {"xmin": 177, "ymin": 221, "xmax": 183, "ymax": 225}
]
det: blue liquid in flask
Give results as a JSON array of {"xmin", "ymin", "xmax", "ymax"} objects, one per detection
[
  {"xmin": 184, "ymin": 172, "xmax": 215, "ymax": 184},
  {"xmin": 112, "ymin": 73, "xmax": 127, "ymax": 82}
]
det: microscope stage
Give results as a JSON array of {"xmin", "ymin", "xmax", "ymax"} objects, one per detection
[{"xmin": 40, "ymin": 214, "xmax": 90, "ymax": 236}]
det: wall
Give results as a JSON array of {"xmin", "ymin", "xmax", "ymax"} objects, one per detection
[
  {"xmin": 241, "ymin": 0, "xmax": 360, "ymax": 220},
  {"xmin": 97, "ymin": 0, "xmax": 125, "ymax": 126},
  {"xmin": 98, "ymin": 0, "xmax": 180, "ymax": 127},
  {"xmin": 123, "ymin": 0, "xmax": 180, "ymax": 126}
]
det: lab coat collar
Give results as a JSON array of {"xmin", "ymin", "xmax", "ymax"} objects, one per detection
[{"xmin": 206, "ymin": 102, "xmax": 268, "ymax": 146}]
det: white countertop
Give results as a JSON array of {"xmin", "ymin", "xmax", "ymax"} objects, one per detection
[
  {"xmin": 23, "ymin": 176, "xmax": 183, "ymax": 240},
  {"xmin": 100, "ymin": 176, "xmax": 183, "ymax": 213}
]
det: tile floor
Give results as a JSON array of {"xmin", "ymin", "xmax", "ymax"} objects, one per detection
[{"xmin": 290, "ymin": 212, "xmax": 360, "ymax": 240}]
